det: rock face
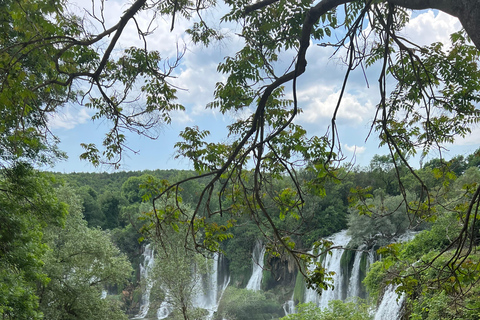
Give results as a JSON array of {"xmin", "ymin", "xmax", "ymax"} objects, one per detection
[{"xmin": 263, "ymin": 254, "xmax": 297, "ymax": 291}]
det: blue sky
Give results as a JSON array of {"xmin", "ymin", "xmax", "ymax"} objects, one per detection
[{"xmin": 47, "ymin": 2, "xmax": 480, "ymax": 173}]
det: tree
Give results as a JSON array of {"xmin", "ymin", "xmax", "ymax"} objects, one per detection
[
  {"xmin": 160, "ymin": 1, "xmax": 480, "ymax": 297},
  {"xmin": 0, "ymin": 0, "xmax": 183, "ymax": 168},
  {"xmin": 99, "ymin": 190, "xmax": 126, "ymax": 229},
  {"xmin": 0, "ymin": 164, "xmax": 66, "ymax": 319},
  {"xmin": 38, "ymin": 185, "xmax": 132, "ymax": 320},
  {"xmin": 348, "ymin": 190, "xmax": 414, "ymax": 248},
  {"xmin": 2, "ymin": 0, "xmax": 480, "ymax": 308},
  {"xmin": 281, "ymin": 300, "xmax": 371, "ymax": 320},
  {"xmin": 148, "ymin": 212, "xmax": 212, "ymax": 320},
  {"xmin": 466, "ymin": 147, "xmax": 480, "ymax": 169},
  {"xmin": 78, "ymin": 186, "xmax": 105, "ymax": 228},
  {"xmin": 121, "ymin": 175, "xmax": 154, "ymax": 204}
]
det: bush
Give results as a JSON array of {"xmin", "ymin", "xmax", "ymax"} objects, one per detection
[
  {"xmin": 281, "ymin": 300, "xmax": 372, "ymax": 320},
  {"xmin": 215, "ymin": 287, "xmax": 283, "ymax": 320}
]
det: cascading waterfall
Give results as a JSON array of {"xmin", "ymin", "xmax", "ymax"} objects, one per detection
[
  {"xmin": 283, "ymin": 294, "xmax": 295, "ymax": 315},
  {"xmin": 193, "ymin": 253, "xmax": 230, "ymax": 319},
  {"xmin": 133, "ymin": 247, "xmax": 230, "ymax": 320},
  {"xmin": 193, "ymin": 256, "xmax": 218, "ymax": 313},
  {"xmin": 367, "ymin": 247, "xmax": 375, "ymax": 269},
  {"xmin": 304, "ymin": 248, "xmax": 320, "ymax": 305},
  {"xmin": 134, "ymin": 244, "xmax": 155, "ymax": 319},
  {"xmin": 346, "ymin": 244, "xmax": 366, "ymax": 298},
  {"xmin": 374, "ymin": 284, "xmax": 405, "ymax": 320},
  {"xmin": 216, "ymin": 254, "xmax": 231, "ymax": 310},
  {"xmin": 302, "ymin": 229, "xmax": 413, "ymax": 319},
  {"xmin": 304, "ymin": 230, "xmax": 351, "ymax": 308},
  {"xmin": 157, "ymin": 298, "xmax": 173, "ymax": 320},
  {"xmin": 246, "ymin": 240, "xmax": 266, "ymax": 291},
  {"xmin": 318, "ymin": 230, "xmax": 351, "ymax": 308}
]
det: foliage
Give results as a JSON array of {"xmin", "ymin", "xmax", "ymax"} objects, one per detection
[
  {"xmin": 223, "ymin": 223, "xmax": 259, "ymax": 286},
  {"xmin": 140, "ymin": 200, "xmax": 215, "ymax": 320},
  {"xmin": 145, "ymin": 0, "xmax": 480, "ymax": 294},
  {"xmin": 362, "ymin": 260, "xmax": 388, "ymax": 300},
  {"xmin": 38, "ymin": 185, "xmax": 132, "ymax": 320},
  {"xmin": 110, "ymin": 224, "xmax": 144, "ymax": 267},
  {"xmin": 78, "ymin": 186, "xmax": 105, "ymax": 228},
  {"xmin": 0, "ymin": 164, "xmax": 66, "ymax": 319},
  {"xmin": 216, "ymin": 287, "xmax": 284, "ymax": 320},
  {"xmin": 99, "ymin": 190, "xmax": 127, "ymax": 229},
  {"xmin": 348, "ymin": 190, "xmax": 415, "ymax": 248},
  {"xmin": 363, "ymin": 176, "xmax": 480, "ymax": 318},
  {"xmin": 0, "ymin": 0, "xmax": 185, "ymax": 167},
  {"xmin": 281, "ymin": 300, "xmax": 372, "ymax": 320}
]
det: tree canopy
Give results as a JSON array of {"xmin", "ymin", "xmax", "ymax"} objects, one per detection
[{"xmin": 1, "ymin": 0, "xmax": 480, "ymax": 315}]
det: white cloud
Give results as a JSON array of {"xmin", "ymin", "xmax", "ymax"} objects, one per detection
[
  {"xmin": 170, "ymin": 110, "xmax": 194, "ymax": 124},
  {"xmin": 168, "ymin": 33, "xmax": 244, "ymax": 119},
  {"xmin": 402, "ymin": 10, "xmax": 461, "ymax": 48},
  {"xmin": 344, "ymin": 143, "xmax": 366, "ymax": 154},
  {"xmin": 49, "ymin": 106, "xmax": 91, "ymax": 130},
  {"xmin": 295, "ymin": 84, "xmax": 375, "ymax": 127},
  {"xmin": 171, "ymin": 61, "xmax": 219, "ymax": 116}
]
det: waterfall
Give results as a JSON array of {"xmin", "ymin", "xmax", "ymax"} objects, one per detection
[
  {"xmin": 216, "ymin": 254, "xmax": 231, "ymax": 308},
  {"xmin": 134, "ymin": 244, "xmax": 155, "ymax": 319},
  {"xmin": 193, "ymin": 253, "xmax": 231, "ymax": 319},
  {"xmin": 157, "ymin": 299, "xmax": 173, "ymax": 320},
  {"xmin": 304, "ymin": 230, "xmax": 351, "ymax": 308},
  {"xmin": 246, "ymin": 240, "xmax": 266, "ymax": 291},
  {"xmin": 397, "ymin": 230, "xmax": 419, "ymax": 243},
  {"xmin": 317, "ymin": 230, "xmax": 351, "ymax": 308},
  {"xmin": 346, "ymin": 244, "xmax": 366, "ymax": 298},
  {"xmin": 193, "ymin": 256, "xmax": 218, "ymax": 312},
  {"xmin": 283, "ymin": 294, "xmax": 295, "ymax": 315},
  {"xmin": 304, "ymin": 248, "xmax": 320, "ymax": 305},
  {"xmin": 132, "ymin": 247, "xmax": 229, "ymax": 320},
  {"xmin": 374, "ymin": 284, "xmax": 405, "ymax": 320},
  {"xmin": 367, "ymin": 247, "xmax": 375, "ymax": 269}
]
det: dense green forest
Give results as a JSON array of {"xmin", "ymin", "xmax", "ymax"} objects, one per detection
[{"xmin": 2, "ymin": 0, "xmax": 480, "ymax": 319}]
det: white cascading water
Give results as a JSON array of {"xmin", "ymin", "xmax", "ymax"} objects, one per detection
[
  {"xmin": 193, "ymin": 256, "xmax": 217, "ymax": 314},
  {"xmin": 193, "ymin": 253, "xmax": 230, "ymax": 319},
  {"xmin": 368, "ymin": 247, "xmax": 375, "ymax": 269},
  {"xmin": 134, "ymin": 244, "xmax": 155, "ymax": 319},
  {"xmin": 246, "ymin": 240, "xmax": 266, "ymax": 291},
  {"xmin": 215, "ymin": 254, "xmax": 231, "ymax": 314},
  {"xmin": 346, "ymin": 244, "xmax": 366, "ymax": 298},
  {"xmin": 304, "ymin": 230, "xmax": 351, "ymax": 308},
  {"xmin": 132, "ymin": 231, "xmax": 411, "ymax": 320},
  {"xmin": 283, "ymin": 294, "xmax": 295, "ymax": 315},
  {"xmin": 304, "ymin": 248, "xmax": 320, "ymax": 305},
  {"xmin": 132, "ymin": 249, "xmax": 229, "ymax": 320},
  {"xmin": 374, "ymin": 284, "xmax": 405, "ymax": 320},
  {"xmin": 157, "ymin": 299, "xmax": 173, "ymax": 319}
]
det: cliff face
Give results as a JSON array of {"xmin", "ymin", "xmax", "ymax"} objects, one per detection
[{"xmin": 263, "ymin": 255, "xmax": 297, "ymax": 292}]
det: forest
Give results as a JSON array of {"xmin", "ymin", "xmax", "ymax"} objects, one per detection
[{"xmin": 2, "ymin": 0, "xmax": 480, "ymax": 319}]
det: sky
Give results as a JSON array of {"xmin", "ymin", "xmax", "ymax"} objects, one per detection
[{"xmin": 47, "ymin": 1, "xmax": 480, "ymax": 173}]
